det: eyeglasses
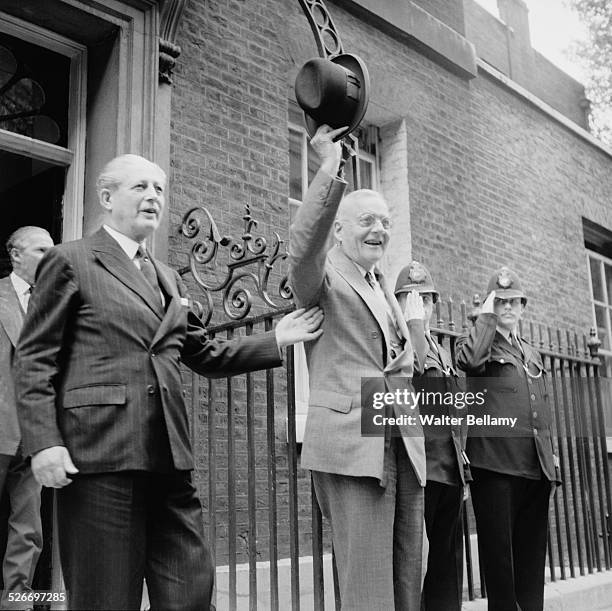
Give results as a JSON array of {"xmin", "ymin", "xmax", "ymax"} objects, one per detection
[{"xmin": 356, "ymin": 213, "xmax": 392, "ymax": 230}]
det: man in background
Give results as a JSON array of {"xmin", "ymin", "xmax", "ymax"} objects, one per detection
[{"xmin": 0, "ymin": 226, "xmax": 53, "ymax": 610}]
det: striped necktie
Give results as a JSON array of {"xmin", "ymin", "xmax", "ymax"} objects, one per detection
[{"xmin": 136, "ymin": 246, "xmax": 161, "ymax": 297}]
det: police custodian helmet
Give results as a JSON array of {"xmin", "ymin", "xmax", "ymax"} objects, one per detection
[
  {"xmin": 394, "ymin": 261, "xmax": 439, "ymax": 303},
  {"xmin": 486, "ymin": 266, "xmax": 527, "ymax": 305}
]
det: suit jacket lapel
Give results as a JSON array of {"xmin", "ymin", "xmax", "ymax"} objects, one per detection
[
  {"xmin": 151, "ymin": 263, "xmax": 182, "ymax": 346},
  {"xmin": 0, "ymin": 277, "xmax": 23, "ymax": 347},
  {"xmin": 376, "ymin": 271, "xmax": 415, "ymax": 374},
  {"xmin": 90, "ymin": 228, "xmax": 165, "ymax": 320},
  {"xmin": 328, "ymin": 246, "xmax": 392, "ymax": 349}
]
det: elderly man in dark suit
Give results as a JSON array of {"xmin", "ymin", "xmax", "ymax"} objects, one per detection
[
  {"xmin": 289, "ymin": 125, "xmax": 428, "ymax": 610},
  {"xmin": 0, "ymin": 226, "xmax": 53, "ymax": 610},
  {"xmin": 14, "ymin": 154, "xmax": 323, "ymax": 611}
]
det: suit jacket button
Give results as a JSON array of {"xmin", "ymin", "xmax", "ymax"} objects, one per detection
[
  {"xmin": 499, "ymin": 358, "xmax": 505, "ymax": 363},
  {"xmin": 147, "ymin": 384, "xmax": 155, "ymax": 395},
  {"xmin": 533, "ymin": 428, "xmax": 538, "ymax": 436},
  {"xmin": 371, "ymin": 332, "xmax": 378, "ymax": 339},
  {"xmin": 530, "ymin": 393, "xmax": 536, "ymax": 401}
]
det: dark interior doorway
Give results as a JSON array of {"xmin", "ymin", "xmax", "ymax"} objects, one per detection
[
  {"xmin": 0, "ymin": 149, "xmax": 65, "ymax": 274},
  {"xmin": 0, "ymin": 147, "xmax": 65, "ymax": 598}
]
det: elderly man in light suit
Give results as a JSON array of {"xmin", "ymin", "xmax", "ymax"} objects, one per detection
[
  {"xmin": 289, "ymin": 125, "xmax": 428, "ymax": 610},
  {"xmin": 0, "ymin": 226, "xmax": 53, "ymax": 610}
]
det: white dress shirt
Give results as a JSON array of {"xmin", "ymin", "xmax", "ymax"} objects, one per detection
[
  {"xmin": 103, "ymin": 224, "xmax": 142, "ymax": 265},
  {"xmin": 10, "ymin": 272, "xmax": 32, "ymax": 312}
]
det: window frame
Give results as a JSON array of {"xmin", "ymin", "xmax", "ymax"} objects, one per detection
[
  {"xmin": 586, "ymin": 248, "xmax": 612, "ymax": 450},
  {"xmin": 288, "ymin": 119, "xmax": 380, "ymax": 208},
  {"xmin": 586, "ymin": 249, "xmax": 612, "ymax": 362},
  {"xmin": 0, "ymin": 11, "xmax": 87, "ymax": 241}
]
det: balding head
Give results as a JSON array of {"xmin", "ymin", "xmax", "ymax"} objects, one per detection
[
  {"xmin": 333, "ymin": 189, "xmax": 391, "ymax": 270},
  {"xmin": 97, "ymin": 154, "xmax": 167, "ymax": 242},
  {"xmin": 96, "ymin": 154, "xmax": 166, "ymax": 199}
]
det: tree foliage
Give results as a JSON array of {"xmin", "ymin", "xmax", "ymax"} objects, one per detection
[{"xmin": 567, "ymin": 0, "xmax": 612, "ymax": 145}]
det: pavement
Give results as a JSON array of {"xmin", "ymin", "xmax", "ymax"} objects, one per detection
[
  {"xmin": 462, "ymin": 570, "xmax": 612, "ymax": 610},
  {"xmin": 213, "ymin": 552, "xmax": 612, "ymax": 610}
]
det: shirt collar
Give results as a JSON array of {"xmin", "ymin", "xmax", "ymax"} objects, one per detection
[
  {"xmin": 10, "ymin": 271, "xmax": 30, "ymax": 296},
  {"xmin": 103, "ymin": 225, "xmax": 143, "ymax": 260},
  {"xmin": 352, "ymin": 261, "xmax": 376, "ymax": 278},
  {"xmin": 496, "ymin": 326, "xmax": 520, "ymax": 345}
]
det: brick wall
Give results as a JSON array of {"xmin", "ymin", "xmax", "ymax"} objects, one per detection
[
  {"xmin": 410, "ymin": 0, "xmax": 466, "ymax": 34},
  {"xmin": 408, "ymin": 69, "xmax": 612, "ymax": 333},
  {"xmin": 531, "ymin": 52, "xmax": 589, "ymax": 128},
  {"xmin": 168, "ymin": 0, "xmax": 612, "ymax": 567},
  {"xmin": 465, "ymin": 0, "xmax": 510, "ymax": 74},
  {"xmin": 464, "ymin": 0, "xmax": 589, "ymax": 130}
]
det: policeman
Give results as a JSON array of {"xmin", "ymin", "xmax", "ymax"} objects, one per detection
[
  {"xmin": 456, "ymin": 266, "xmax": 560, "ymax": 611},
  {"xmin": 395, "ymin": 261, "xmax": 470, "ymax": 611}
]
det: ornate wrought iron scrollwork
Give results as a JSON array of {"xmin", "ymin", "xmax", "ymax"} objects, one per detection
[
  {"xmin": 297, "ymin": 0, "xmax": 344, "ymax": 58},
  {"xmin": 179, "ymin": 205, "xmax": 293, "ymax": 323}
]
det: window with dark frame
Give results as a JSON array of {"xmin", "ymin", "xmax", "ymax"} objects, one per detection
[{"xmin": 583, "ymin": 218, "xmax": 612, "ymax": 442}]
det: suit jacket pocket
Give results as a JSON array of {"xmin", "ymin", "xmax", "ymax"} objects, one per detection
[
  {"xmin": 309, "ymin": 390, "xmax": 352, "ymax": 413},
  {"xmin": 63, "ymin": 384, "xmax": 127, "ymax": 409}
]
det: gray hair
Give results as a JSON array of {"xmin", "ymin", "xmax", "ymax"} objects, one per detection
[
  {"xmin": 96, "ymin": 154, "xmax": 167, "ymax": 197},
  {"xmin": 336, "ymin": 189, "xmax": 388, "ymax": 220},
  {"xmin": 6, "ymin": 226, "xmax": 51, "ymax": 263}
]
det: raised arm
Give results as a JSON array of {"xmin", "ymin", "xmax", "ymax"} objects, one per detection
[
  {"xmin": 288, "ymin": 125, "xmax": 347, "ymax": 307},
  {"xmin": 455, "ymin": 291, "xmax": 498, "ymax": 374},
  {"xmin": 403, "ymin": 290, "xmax": 428, "ymax": 374}
]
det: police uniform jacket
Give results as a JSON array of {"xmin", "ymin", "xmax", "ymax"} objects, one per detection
[
  {"xmin": 456, "ymin": 313, "xmax": 560, "ymax": 483},
  {"xmin": 415, "ymin": 334, "xmax": 470, "ymax": 486}
]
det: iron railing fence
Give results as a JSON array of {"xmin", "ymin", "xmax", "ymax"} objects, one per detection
[{"xmin": 186, "ymin": 298, "xmax": 611, "ymax": 610}]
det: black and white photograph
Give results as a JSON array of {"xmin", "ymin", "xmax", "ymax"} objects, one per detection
[{"xmin": 0, "ymin": 0, "xmax": 611, "ymax": 609}]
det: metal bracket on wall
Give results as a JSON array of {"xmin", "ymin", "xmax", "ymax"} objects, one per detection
[{"xmin": 297, "ymin": 0, "xmax": 344, "ymax": 58}]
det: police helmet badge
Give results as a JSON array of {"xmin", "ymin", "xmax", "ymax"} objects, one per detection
[
  {"xmin": 497, "ymin": 268, "xmax": 513, "ymax": 289},
  {"xmin": 408, "ymin": 261, "xmax": 427, "ymax": 284}
]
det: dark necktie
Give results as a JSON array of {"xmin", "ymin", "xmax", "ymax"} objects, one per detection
[
  {"xmin": 365, "ymin": 271, "xmax": 376, "ymax": 289},
  {"xmin": 136, "ymin": 246, "xmax": 161, "ymax": 297},
  {"xmin": 511, "ymin": 334, "xmax": 524, "ymax": 360},
  {"xmin": 23, "ymin": 286, "xmax": 32, "ymax": 312}
]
